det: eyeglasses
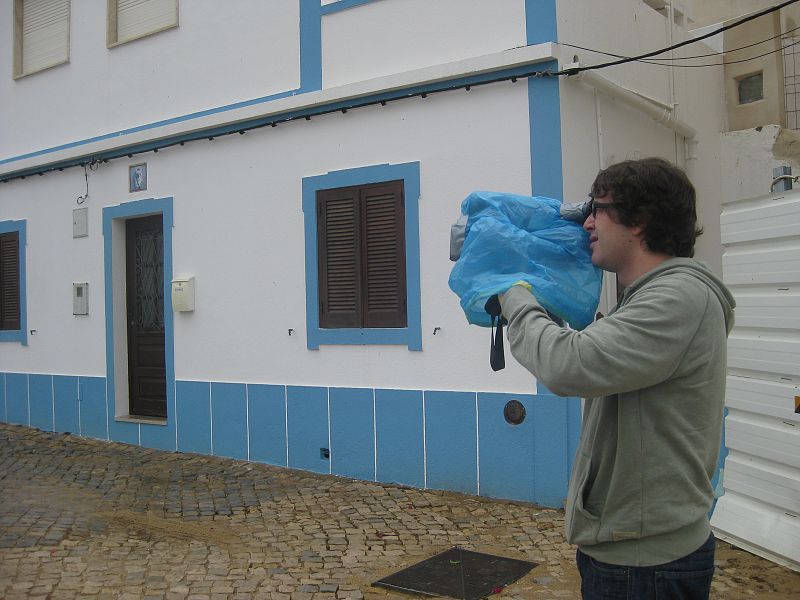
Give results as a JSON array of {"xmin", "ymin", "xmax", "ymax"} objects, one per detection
[{"xmin": 588, "ymin": 198, "xmax": 617, "ymax": 218}]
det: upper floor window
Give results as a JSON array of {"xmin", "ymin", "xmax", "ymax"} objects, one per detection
[
  {"xmin": 13, "ymin": 0, "xmax": 70, "ymax": 79},
  {"xmin": 107, "ymin": 0, "xmax": 178, "ymax": 47},
  {"xmin": 738, "ymin": 72, "xmax": 764, "ymax": 105}
]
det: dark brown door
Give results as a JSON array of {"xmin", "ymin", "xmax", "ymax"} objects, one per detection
[{"xmin": 126, "ymin": 215, "xmax": 167, "ymax": 418}]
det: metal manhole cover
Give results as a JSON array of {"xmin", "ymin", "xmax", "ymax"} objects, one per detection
[{"xmin": 372, "ymin": 546, "xmax": 537, "ymax": 600}]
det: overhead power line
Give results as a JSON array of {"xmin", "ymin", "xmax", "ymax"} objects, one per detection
[
  {"xmin": 559, "ymin": 0, "xmax": 800, "ymax": 76},
  {"xmin": 561, "ymin": 24, "xmax": 800, "ymax": 64}
]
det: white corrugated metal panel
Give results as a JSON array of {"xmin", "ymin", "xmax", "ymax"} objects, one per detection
[
  {"xmin": 724, "ymin": 412, "xmax": 800, "ymax": 468},
  {"xmin": 723, "ymin": 454, "xmax": 800, "ymax": 514},
  {"xmin": 727, "ymin": 332, "xmax": 800, "ymax": 379},
  {"xmin": 720, "ymin": 192, "xmax": 800, "ymax": 245},
  {"xmin": 712, "ymin": 188, "xmax": 800, "ymax": 572},
  {"xmin": 722, "ymin": 241, "xmax": 800, "ymax": 286},
  {"xmin": 731, "ymin": 290, "xmax": 800, "ymax": 330},
  {"xmin": 117, "ymin": 0, "xmax": 177, "ymax": 44},
  {"xmin": 712, "ymin": 492, "xmax": 800, "ymax": 572},
  {"xmin": 21, "ymin": 0, "xmax": 70, "ymax": 76},
  {"xmin": 726, "ymin": 376, "xmax": 800, "ymax": 422}
]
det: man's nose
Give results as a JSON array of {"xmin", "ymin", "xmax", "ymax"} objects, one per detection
[{"xmin": 583, "ymin": 214, "xmax": 595, "ymax": 232}]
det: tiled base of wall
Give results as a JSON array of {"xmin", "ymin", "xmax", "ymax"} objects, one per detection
[{"xmin": 0, "ymin": 372, "xmax": 581, "ymax": 508}]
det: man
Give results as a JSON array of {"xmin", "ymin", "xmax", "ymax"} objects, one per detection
[{"xmin": 499, "ymin": 158, "xmax": 735, "ymax": 599}]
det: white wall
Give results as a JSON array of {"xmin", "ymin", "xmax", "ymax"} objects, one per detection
[
  {"xmin": 0, "ymin": 0, "xmax": 300, "ymax": 158},
  {"xmin": 557, "ymin": 0, "xmax": 726, "ymax": 276},
  {"xmin": 0, "ymin": 81, "xmax": 547, "ymax": 393},
  {"xmin": 321, "ymin": 0, "xmax": 526, "ymax": 88}
]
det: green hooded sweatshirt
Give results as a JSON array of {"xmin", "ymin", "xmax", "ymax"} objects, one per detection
[{"xmin": 500, "ymin": 258, "xmax": 736, "ymax": 566}]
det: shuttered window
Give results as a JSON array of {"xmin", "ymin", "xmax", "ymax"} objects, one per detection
[
  {"xmin": 0, "ymin": 232, "xmax": 21, "ymax": 332},
  {"xmin": 317, "ymin": 181, "xmax": 407, "ymax": 329},
  {"xmin": 108, "ymin": 0, "xmax": 178, "ymax": 46},
  {"xmin": 13, "ymin": 0, "xmax": 70, "ymax": 78}
]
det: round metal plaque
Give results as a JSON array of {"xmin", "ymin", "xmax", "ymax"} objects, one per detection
[{"xmin": 503, "ymin": 400, "xmax": 526, "ymax": 425}]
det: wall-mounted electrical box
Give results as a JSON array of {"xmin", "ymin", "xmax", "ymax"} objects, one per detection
[
  {"xmin": 73, "ymin": 207, "xmax": 88, "ymax": 238},
  {"xmin": 172, "ymin": 277, "xmax": 195, "ymax": 312},
  {"xmin": 73, "ymin": 283, "xmax": 89, "ymax": 315}
]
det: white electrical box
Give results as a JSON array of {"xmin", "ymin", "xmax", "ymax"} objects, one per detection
[
  {"xmin": 73, "ymin": 282, "xmax": 89, "ymax": 315},
  {"xmin": 73, "ymin": 207, "xmax": 88, "ymax": 238},
  {"xmin": 172, "ymin": 277, "xmax": 195, "ymax": 312}
]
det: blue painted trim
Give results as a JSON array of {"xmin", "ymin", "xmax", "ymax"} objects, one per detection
[
  {"xmin": 0, "ymin": 220, "xmax": 27, "ymax": 345},
  {"xmin": 103, "ymin": 198, "xmax": 174, "ymax": 427},
  {"xmin": 320, "ymin": 0, "xmax": 383, "ymax": 15},
  {"xmin": 286, "ymin": 386, "xmax": 330, "ymax": 474},
  {"xmin": 329, "ymin": 387, "xmax": 375, "ymax": 481},
  {"xmin": 528, "ymin": 61, "xmax": 563, "ymax": 199},
  {"xmin": 0, "ymin": 374, "xmax": 578, "ymax": 508},
  {"xmin": 302, "ymin": 162, "xmax": 422, "ymax": 350},
  {"xmin": 375, "ymin": 388, "xmax": 424, "ymax": 488},
  {"xmin": 525, "ymin": 0, "xmax": 558, "ymax": 45},
  {"xmin": 0, "ymin": 372, "xmax": 5, "ymax": 422},
  {"xmin": 424, "ymin": 391, "xmax": 478, "ymax": 495},
  {"xmin": 29, "ymin": 374, "xmax": 53, "ymax": 432},
  {"xmin": 211, "ymin": 382, "xmax": 248, "ymax": 460},
  {"xmin": 6, "ymin": 373, "xmax": 29, "ymax": 425},
  {"xmin": 176, "ymin": 381, "xmax": 212, "ymax": 454},
  {"xmin": 0, "ymin": 89, "xmax": 294, "ymax": 168},
  {"xmin": 53, "ymin": 375, "xmax": 79, "ymax": 434},
  {"xmin": 299, "ymin": 0, "xmax": 322, "ymax": 91},
  {"xmin": 2, "ymin": 62, "xmax": 556, "ymax": 182}
]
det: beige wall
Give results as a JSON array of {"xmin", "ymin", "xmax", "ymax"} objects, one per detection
[
  {"xmin": 689, "ymin": 1, "xmax": 800, "ymax": 131},
  {"xmin": 692, "ymin": 0, "xmax": 775, "ymax": 27},
  {"xmin": 725, "ymin": 11, "xmax": 785, "ymax": 131}
]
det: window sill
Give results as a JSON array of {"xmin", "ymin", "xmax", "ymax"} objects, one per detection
[
  {"xmin": 115, "ymin": 414, "xmax": 167, "ymax": 426},
  {"xmin": 107, "ymin": 23, "xmax": 178, "ymax": 49},
  {"xmin": 0, "ymin": 330, "xmax": 27, "ymax": 345},
  {"xmin": 308, "ymin": 327, "xmax": 422, "ymax": 351}
]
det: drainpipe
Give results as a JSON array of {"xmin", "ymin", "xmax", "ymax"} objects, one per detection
[{"xmin": 567, "ymin": 65, "xmax": 697, "ymax": 141}]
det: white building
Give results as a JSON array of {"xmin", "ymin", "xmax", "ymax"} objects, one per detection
[{"xmin": 0, "ymin": 0, "xmax": 724, "ymax": 508}]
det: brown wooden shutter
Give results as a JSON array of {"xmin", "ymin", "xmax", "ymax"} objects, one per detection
[
  {"xmin": 318, "ymin": 188, "xmax": 361, "ymax": 328},
  {"xmin": 361, "ymin": 181, "xmax": 407, "ymax": 328},
  {"xmin": 0, "ymin": 232, "xmax": 21, "ymax": 331}
]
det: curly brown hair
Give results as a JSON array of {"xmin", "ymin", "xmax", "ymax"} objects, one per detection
[{"xmin": 590, "ymin": 158, "xmax": 703, "ymax": 258}]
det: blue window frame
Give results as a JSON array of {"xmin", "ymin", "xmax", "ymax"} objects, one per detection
[
  {"xmin": 302, "ymin": 162, "xmax": 422, "ymax": 350},
  {"xmin": 0, "ymin": 220, "xmax": 27, "ymax": 345}
]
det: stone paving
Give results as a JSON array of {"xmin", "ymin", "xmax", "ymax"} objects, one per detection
[{"xmin": 1, "ymin": 423, "xmax": 798, "ymax": 600}]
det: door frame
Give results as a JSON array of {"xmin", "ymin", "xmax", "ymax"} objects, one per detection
[{"xmin": 103, "ymin": 198, "xmax": 174, "ymax": 437}]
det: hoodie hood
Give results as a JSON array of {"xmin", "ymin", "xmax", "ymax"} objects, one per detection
[{"xmin": 621, "ymin": 257, "xmax": 736, "ymax": 334}]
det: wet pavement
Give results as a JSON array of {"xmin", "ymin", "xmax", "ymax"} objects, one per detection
[{"xmin": 1, "ymin": 422, "xmax": 798, "ymax": 600}]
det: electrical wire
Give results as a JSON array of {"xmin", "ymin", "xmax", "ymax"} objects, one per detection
[
  {"xmin": 559, "ymin": 0, "xmax": 800, "ymax": 75},
  {"xmin": 563, "ymin": 36, "xmax": 800, "ymax": 69},
  {"xmin": 561, "ymin": 23, "xmax": 800, "ymax": 63}
]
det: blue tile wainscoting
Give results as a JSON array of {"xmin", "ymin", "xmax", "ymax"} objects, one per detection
[{"xmin": 0, "ymin": 372, "xmax": 581, "ymax": 508}]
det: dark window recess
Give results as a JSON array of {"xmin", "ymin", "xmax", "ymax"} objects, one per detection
[
  {"xmin": 738, "ymin": 72, "xmax": 764, "ymax": 105},
  {"xmin": 0, "ymin": 231, "xmax": 21, "ymax": 331},
  {"xmin": 317, "ymin": 180, "xmax": 407, "ymax": 329}
]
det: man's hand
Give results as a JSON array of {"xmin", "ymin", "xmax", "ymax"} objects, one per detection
[{"xmin": 512, "ymin": 280, "xmax": 533, "ymax": 293}]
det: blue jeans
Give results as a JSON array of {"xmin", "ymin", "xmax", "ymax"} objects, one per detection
[{"xmin": 576, "ymin": 533, "xmax": 716, "ymax": 600}]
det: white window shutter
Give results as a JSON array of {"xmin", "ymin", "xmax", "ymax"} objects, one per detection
[
  {"xmin": 21, "ymin": 0, "xmax": 70, "ymax": 75},
  {"xmin": 117, "ymin": 0, "xmax": 177, "ymax": 43}
]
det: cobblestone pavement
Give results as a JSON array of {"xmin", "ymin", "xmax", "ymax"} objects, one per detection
[{"xmin": 1, "ymin": 423, "xmax": 798, "ymax": 600}]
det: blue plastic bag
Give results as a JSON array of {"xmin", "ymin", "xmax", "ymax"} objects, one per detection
[{"xmin": 448, "ymin": 191, "xmax": 602, "ymax": 330}]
